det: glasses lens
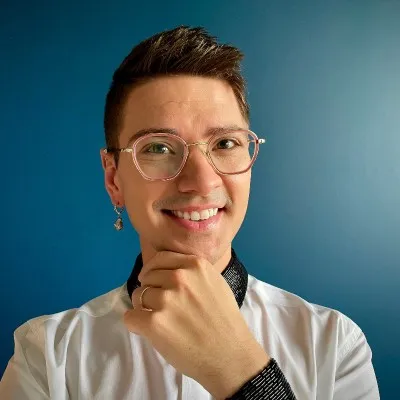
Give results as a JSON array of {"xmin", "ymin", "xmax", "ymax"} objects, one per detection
[
  {"xmin": 208, "ymin": 131, "xmax": 256, "ymax": 174},
  {"xmin": 134, "ymin": 134, "xmax": 185, "ymax": 179}
]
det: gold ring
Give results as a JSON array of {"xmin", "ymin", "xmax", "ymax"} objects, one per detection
[{"xmin": 139, "ymin": 286, "xmax": 153, "ymax": 312}]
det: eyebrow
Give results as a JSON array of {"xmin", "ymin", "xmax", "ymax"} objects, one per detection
[{"xmin": 126, "ymin": 125, "xmax": 246, "ymax": 146}]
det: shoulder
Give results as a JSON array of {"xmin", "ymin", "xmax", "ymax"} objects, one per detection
[
  {"xmin": 246, "ymin": 275, "xmax": 364, "ymax": 363},
  {"xmin": 14, "ymin": 284, "xmax": 130, "ymax": 345},
  {"xmin": 1, "ymin": 285, "xmax": 132, "ymax": 397}
]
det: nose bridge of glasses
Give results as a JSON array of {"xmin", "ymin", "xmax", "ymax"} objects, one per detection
[
  {"xmin": 183, "ymin": 140, "xmax": 215, "ymax": 171},
  {"xmin": 186, "ymin": 140, "xmax": 210, "ymax": 157},
  {"xmin": 187, "ymin": 141, "xmax": 209, "ymax": 148}
]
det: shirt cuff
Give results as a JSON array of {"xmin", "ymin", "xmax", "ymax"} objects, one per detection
[{"xmin": 225, "ymin": 358, "xmax": 296, "ymax": 400}]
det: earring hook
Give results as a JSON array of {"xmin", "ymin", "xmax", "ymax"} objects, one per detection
[{"xmin": 113, "ymin": 205, "xmax": 124, "ymax": 231}]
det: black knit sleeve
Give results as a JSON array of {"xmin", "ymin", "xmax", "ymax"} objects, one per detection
[{"xmin": 225, "ymin": 358, "xmax": 297, "ymax": 400}]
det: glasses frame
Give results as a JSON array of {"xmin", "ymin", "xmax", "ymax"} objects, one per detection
[{"xmin": 104, "ymin": 129, "xmax": 266, "ymax": 181}]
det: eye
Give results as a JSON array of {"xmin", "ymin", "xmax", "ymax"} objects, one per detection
[
  {"xmin": 144, "ymin": 143, "xmax": 174, "ymax": 154},
  {"xmin": 215, "ymin": 138, "xmax": 238, "ymax": 150}
]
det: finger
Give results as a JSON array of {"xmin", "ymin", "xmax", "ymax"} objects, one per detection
[
  {"xmin": 131, "ymin": 285, "xmax": 167, "ymax": 311},
  {"xmin": 139, "ymin": 251, "xmax": 198, "ymax": 280},
  {"xmin": 123, "ymin": 309, "xmax": 154, "ymax": 335},
  {"xmin": 139, "ymin": 269, "xmax": 181, "ymax": 289}
]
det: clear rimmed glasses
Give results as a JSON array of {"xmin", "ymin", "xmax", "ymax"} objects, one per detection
[{"xmin": 104, "ymin": 129, "xmax": 265, "ymax": 181}]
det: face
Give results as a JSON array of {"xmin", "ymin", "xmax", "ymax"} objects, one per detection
[{"xmin": 101, "ymin": 76, "xmax": 251, "ymax": 269}]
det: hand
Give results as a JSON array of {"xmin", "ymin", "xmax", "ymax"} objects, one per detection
[{"xmin": 123, "ymin": 251, "xmax": 270, "ymax": 399}]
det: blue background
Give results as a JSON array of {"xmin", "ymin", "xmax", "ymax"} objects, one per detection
[{"xmin": 1, "ymin": 1, "xmax": 399, "ymax": 397}]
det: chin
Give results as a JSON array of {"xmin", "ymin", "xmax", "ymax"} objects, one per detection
[{"xmin": 156, "ymin": 237, "xmax": 229, "ymax": 264}]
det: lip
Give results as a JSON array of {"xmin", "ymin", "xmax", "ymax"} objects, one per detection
[
  {"xmin": 163, "ymin": 209, "xmax": 223, "ymax": 232},
  {"xmin": 164, "ymin": 205, "xmax": 224, "ymax": 213}
]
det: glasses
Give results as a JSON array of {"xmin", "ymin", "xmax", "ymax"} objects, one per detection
[{"xmin": 104, "ymin": 129, "xmax": 266, "ymax": 181}]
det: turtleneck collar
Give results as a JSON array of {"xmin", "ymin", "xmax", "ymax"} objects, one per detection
[{"xmin": 126, "ymin": 249, "xmax": 249, "ymax": 309}]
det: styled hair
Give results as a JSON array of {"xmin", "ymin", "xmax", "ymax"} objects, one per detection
[{"xmin": 104, "ymin": 25, "xmax": 249, "ymax": 162}]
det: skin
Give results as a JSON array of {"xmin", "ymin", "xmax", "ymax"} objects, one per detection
[
  {"xmin": 101, "ymin": 75, "xmax": 250, "ymax": 272},
  {"xmin": 101, "ymin": 76, "xmax": 270, "ymax": 399}
]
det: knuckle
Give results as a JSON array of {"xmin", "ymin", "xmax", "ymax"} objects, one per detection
[
  {"xmin": 172, "ymin": 269, "xmax": 187, "ymax": 286},
  {"xmin": 160, "ymin": 289, "xmax": 171, "ymax": 306},
  {"xmin": 191, "ymin": 256, "xmax": 206, "ymax": 271}
]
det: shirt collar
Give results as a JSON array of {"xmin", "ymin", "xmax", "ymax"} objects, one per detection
[{"xmin": 126, "ymin": 249, "xmax": 249, "ymax": 309}]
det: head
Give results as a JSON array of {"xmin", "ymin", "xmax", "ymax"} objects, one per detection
[{"xmin": 101, "ymin": 26, "xmax": 259, "ymax": 269}]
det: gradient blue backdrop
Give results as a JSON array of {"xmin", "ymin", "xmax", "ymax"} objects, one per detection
[{"xmin": 1, "ymin": 1, "xmax": 399, "ymax": 397}]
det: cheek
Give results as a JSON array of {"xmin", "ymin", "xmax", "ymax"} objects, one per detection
[
  {"xmin": 118, "ymin": 164, "xmax": 152, "ymax": 222},
  {"xmin": 120, "ymin": 173, "xmax": 168, "ymax": 228},
  {"xmin": 124, "ymin": 185, "xmax": 155, "ymax": 232},
  {"xmin": 225, "ymin": 173, "xmax": 251, "ymax": 210},
  {"xmin": 230, "ymin": 171, "xmax": 251, "ymax": 195}
]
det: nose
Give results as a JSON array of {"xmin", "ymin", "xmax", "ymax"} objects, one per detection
[{"xmin": 175, "ymin": 146, "xmax": 223, "ymax": 196}]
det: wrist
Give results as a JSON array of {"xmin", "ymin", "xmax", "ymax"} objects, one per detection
[{"xmin": 204, "ymin": 341, "xmax": 270, "ymax": 399}]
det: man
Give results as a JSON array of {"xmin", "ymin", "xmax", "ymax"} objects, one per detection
[{"xmin": 1, "ymin": 26, "xmax": 379, "ymax": 399}]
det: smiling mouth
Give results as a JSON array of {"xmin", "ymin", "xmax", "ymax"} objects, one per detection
[{"xmin": 162, "ymin": 208, "xmax": 225, "ymax": 222}]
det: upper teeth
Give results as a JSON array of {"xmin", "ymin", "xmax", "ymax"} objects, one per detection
[{"xmin": 172, "ymin": 208, "xmax": 218, "ymax": 221}]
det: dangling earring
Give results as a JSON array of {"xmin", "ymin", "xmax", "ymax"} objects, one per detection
[{"xmin": 113, "ymin": 205, "xmax": 124, "ymax": 231}]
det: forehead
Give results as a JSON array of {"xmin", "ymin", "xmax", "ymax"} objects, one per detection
[{"xmin": 119, "ymin": 76, "xmax": 247, "ymax": 144}]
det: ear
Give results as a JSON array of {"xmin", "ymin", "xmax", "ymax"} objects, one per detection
[{"xmin": 100, "ymin": 149, "xmax": 124, "ymax": 207}]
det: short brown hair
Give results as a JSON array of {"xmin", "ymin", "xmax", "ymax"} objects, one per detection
[{"xmin": 104, "ymin": 25, "xmax": 249, "ymax": 162}]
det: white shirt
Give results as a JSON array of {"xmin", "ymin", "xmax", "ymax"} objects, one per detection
[{"xmin": 0, "ymin": 275, "xmax": 380, "ymax": 399}]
